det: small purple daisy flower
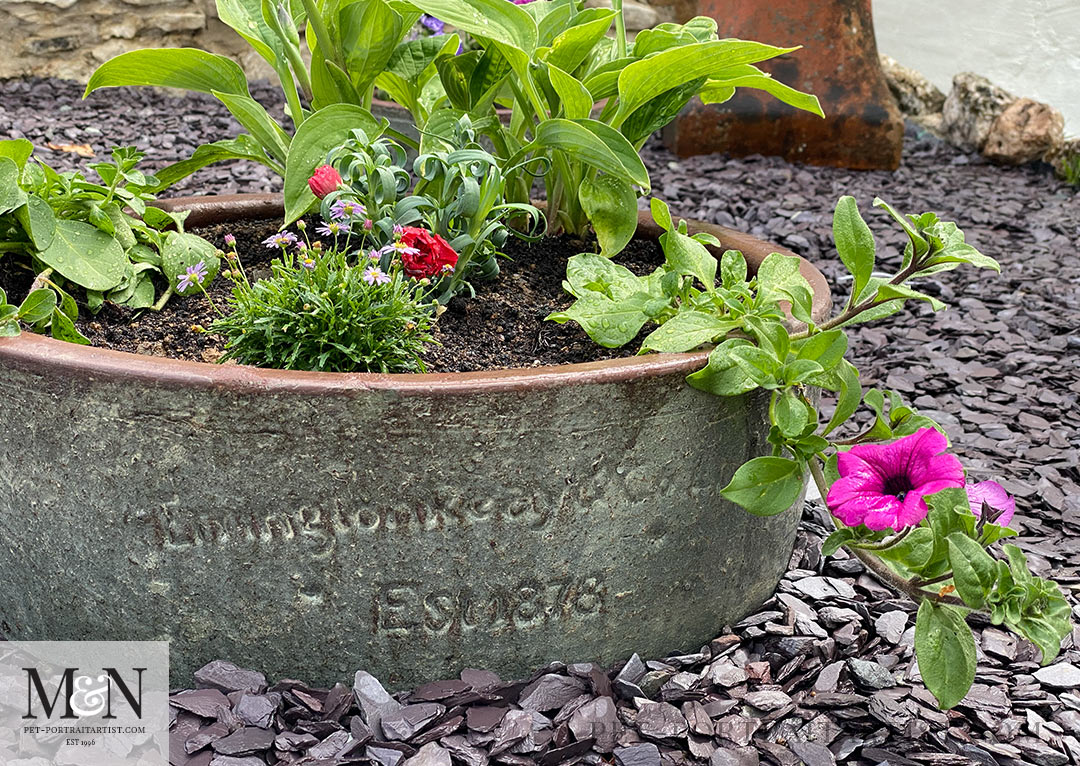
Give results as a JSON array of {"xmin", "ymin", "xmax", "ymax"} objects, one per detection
[
  {"xmin": 330, "ymin": 199, "xmax": 366, "ymax": 221},
  {"xmin": 316, "ymin": 221, "xmax": 351, "ymax": 237},
  {"xmin": 262, "ymin": 231, "xmax": 299, "ymax": 249},
  {"xmin": 177, "ymin": 261, "xmax": 208, "ymax": 293},
  {"xmin": 301, "ymin": 256, "xmax": 316, "ymax": 270},
  {"xmin": 224, "ymin": 233, "xmax": 236, "ymax": 247},
  {"xmin": 362, "ymin": 266, "xmax": 391, "ymax": 286}
]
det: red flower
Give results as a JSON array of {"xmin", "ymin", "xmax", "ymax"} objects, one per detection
[
  {"xmin": 308, "ymin": 165, "xmax": 343, "ymax": 199},
  {"xmin": 399, "ymin": 227, "xmax": 458, "ymax": 279}
]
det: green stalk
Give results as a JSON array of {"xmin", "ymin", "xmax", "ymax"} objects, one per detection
[
  {"xmin": 300, "ymin": 0, "xmax": 344, "ymax": 69},
  {"xmin": 612, "ymin": 0, "xmax": 627, "ymax": 58}
]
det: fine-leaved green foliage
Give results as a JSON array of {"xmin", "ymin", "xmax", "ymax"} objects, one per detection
[{"xmin": 212, "ymin": 248, "xmax": 436, "ymax": 373}]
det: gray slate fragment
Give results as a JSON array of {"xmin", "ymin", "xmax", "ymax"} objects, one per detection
[
  {"xmin": 635, "ymin": 701, "xmax": 688, "ymax": 740},
  {"xmin": 793, "ymin": 576, "xmax": 856, "ymax": 600},
  {"xmin": 194, "ymin": 660, "xmax": 267, "ymax": 695},
  {"xmin": 211, "ymin": 727, "xmax": 274, "ymax": 756},
  {"xmin": 742, "ymin": 690, "xmax": 792, "ymax": 712},
  {"xmin": 381, "ymin": 703, "xmax": 447, "ymax": 740},
  {"xmin": 354, "ymin": 670, "xmax": 405, "ymax": 734},
  {"xmin": 614, "ymin": 743, "xmax": 662, "ymax": 766},
  {"xmin": 405, "ymin": 742, "xmax": 453, "ymax": 766},
  {"xmin": 369, "ymin": 745, "xmax": 408, "ymax": 766},
  {"xmin": 709, "ymin": 746, "xmax": 759, "ymax": 766},
  {"xmin": 708, "ymin": 660, "xmax": 747, "ymax": 688},
  {"xmin": 874, "ymin": 611, "xmax": 908, "ymax": 644},
  {"xmin": 441, "ymin": 734, "xmax": 490, "ymax": 766},
  {"xmin": 233, "ymin": 692, "xmax": 280, "ymax": 729},
  {"xmin": 519, "ymin": 674, "xmax": 587, "ymax": 712},
  {"xmin": 568, "ymin": 696, "xmax": 620, "ymax": 752},
  {"xmin": 847, "ymin": 659, "xmax": 896, "ymax": 690},
  {"xmin": 788, "ymin": 741, "xmax": 836, "ymax": 766},
  {"xmin": 1034, "ymin": 663, "xmax": 1080, "ymax": 690}
]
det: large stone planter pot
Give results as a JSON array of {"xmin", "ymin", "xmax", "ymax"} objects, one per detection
[{"xmin": 0, "ymin": 195, "xmax": 831, "ymax": 688}]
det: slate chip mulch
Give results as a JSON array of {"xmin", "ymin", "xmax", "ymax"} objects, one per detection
[{"xmin": 2, "ymin": 77, "xmax": 1079, "ymax": 766}]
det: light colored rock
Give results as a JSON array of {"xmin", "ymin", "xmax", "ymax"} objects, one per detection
[
  {"xmin": 880, "ymin": 54, "xmax": 945, "ymax": 116},
  {"xmin": 942, "ymin": 72, "xmax": 1016, "ymax": 152},
  {"xmin": 983, "ymin": 97, "xmax": 1065, "ymax": 165},
  {"xmin": 1048, "ymin": 137, "xmax": 1080, "ymax": 182},
  {"xmin": 584, "ymin": 0, "xmax": 658, "ymax": 31}
]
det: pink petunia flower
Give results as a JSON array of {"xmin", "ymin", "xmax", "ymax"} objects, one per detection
[
  {"xmin": 965, "ymin": 480, "xmax": 1015, "ymax": 527},
  {"xmin": 826, "ymin": 428, "xmax": 965, "ymax": 531}
]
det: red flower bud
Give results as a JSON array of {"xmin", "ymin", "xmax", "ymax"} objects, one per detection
[
  {"xmin": 308, "ymin": 165, "xmax": 343, "ymax": 199},
  {"xmin": 398, "ymin": 227, "xmax": 459, "ymax": 280}
]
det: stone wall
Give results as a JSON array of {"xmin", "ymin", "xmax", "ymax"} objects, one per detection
[
  {"xmin": 0, "ymin": 0, "xmax": 670, "ymax": 84},
  {"xmin": 0, "ymin": 0, "xmax": 273, "ymax": 82}
]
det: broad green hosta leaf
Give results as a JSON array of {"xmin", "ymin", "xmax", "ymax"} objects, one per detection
[
  {"xmin": 548, "ymin": 64, "xmax": 593, "ymax": 119},
  {"xmin": 832, "ymin": 195, "xmax": 875, "ymax": 304},
  {"xmin": 545, "ymin": 8, "xmax": 614, "ymax": 74},
  {"xmin": 578, "ymin": 174, "xmax": 636, "ymax": 257},
  {"xmin": 85, "ymin": 48, "xmax": 249, "ymax": 97},
  {"xmin": 620, "ymin": 77, "xmax": 704, "ymax": 146},
  {"xmin": 340, "ymin": 0, "xmax": 404, "ymax": 93},
  {"xmin": 915, "ymin": 601, "xmax": 977, "ymax": 710},
  {"xmin": 218, "ymin": 0, "xmax": 285, "ymax": 65},
  {"xmin": 211, "ymin": 91, "xmax": 291, "ymax": 165},
  {"xmin": 36, "ymin": 220, "xmax": 128, "ymax": 291},
  {"xmin": 612, "ymin": 40, "xmax": 798, "ymax": 127},
  {"xmin": 283, "ymin": 104, "xmax": 381, "ymax": 226},
  {"xmin": 148, "ymin": 136, "xmax": 283, "ymax": 191},
  {"xmin": 582, "ymin": 56, "xmax": 636, "ymax": 101},
  {"xmin": 720, "ymin": 456, "xmax": 804, "ymax": 516},
  {"xmin": 378, "ymin": 34, "xmax": 460, "ymax": 117},
  {"xmin": 640, "ymin": 311, "xmax": 736, "ymax": 353},
  {"xmin": 699, "ymin": 66, "xmax": 823, "ymax": 117},
  {"xmin": 527, "ymin": 119, "xmax": 649, "ymax": 189},
  {"xmin": 405, "ymin": 0, "xmax": 537, "ymax": 53}
]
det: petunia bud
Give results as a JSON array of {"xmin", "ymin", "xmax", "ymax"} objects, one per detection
[{"xmin": 308, "ymin": 165, "xmax": 343, "ymax": 199}]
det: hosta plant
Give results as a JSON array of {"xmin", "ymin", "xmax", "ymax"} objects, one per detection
[
  {"xmin": 552, "ymin": 195, "xmax": 1074, "ymax": 709},
  {"xmin": 82, "ymin": 0, "xmax": 821, "ymax": 243}
]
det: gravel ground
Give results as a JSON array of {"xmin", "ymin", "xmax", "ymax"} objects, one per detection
[{"xmin": 2, "ymin": 76, "xmax": 1079, "ymax": 766}]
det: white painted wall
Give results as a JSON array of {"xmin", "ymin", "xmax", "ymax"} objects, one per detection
[{"xmin": 873, "ymin": 0, "xmax": 1080, "ymax": 134}]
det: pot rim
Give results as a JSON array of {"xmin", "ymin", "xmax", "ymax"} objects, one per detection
[{"xmin": 0, "ymin": 193, "xmax": 832, "ymax": 397}]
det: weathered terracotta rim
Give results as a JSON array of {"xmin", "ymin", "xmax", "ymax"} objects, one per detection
[{"xmin": 0, "ymin": 194, "xmax": 832, "ymax": 396}]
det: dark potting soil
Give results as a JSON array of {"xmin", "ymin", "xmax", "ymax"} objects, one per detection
[{"xmin": 3, "ymin": 217, "xmax": 664, "ymax": 372}]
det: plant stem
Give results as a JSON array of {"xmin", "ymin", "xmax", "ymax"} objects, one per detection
[
  {"xmin": 807, "ymin": 458, "xmax": 965, "ymax": 607},
  {"xmin": 612, "ymin": 0, "xmax": 627, "ymax": 58},
  {"xmin": 792, "ymin": 261, "xmax": 923, "ymax": 339}
]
